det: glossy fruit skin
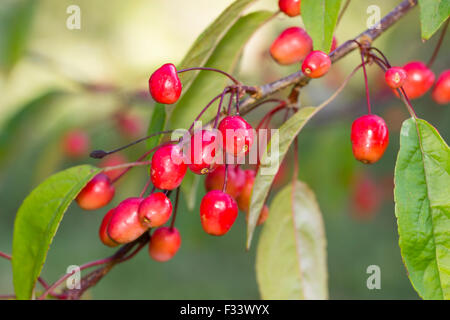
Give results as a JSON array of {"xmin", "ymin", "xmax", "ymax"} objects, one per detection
[
  {"xmin": 432, "ymin": 70, "xmax": 450, "ymax": 105},
  {"xmin": 278, "ymin": 0, "xmax": 301, "ymax": 17},
  {"xmin": 187, "ymin": 130, "xmax": 219, "ymax": 175},
  {"xmin": 99, "ymin": 153, "xmax": 127, "ymax": 181},
  {"xmin": 401, "ymin": 61, "xmax": 435, "ymax": 99},
  {"xmin": 62, "ymin": 129, "xmax": 90, "ymax": 159},
  {"xmin": 218, "ymin": 116, "xmax": 254, "ymax": 156},
  {"xmin": 151, "ymin": 144, "xmax": 187, "ymax": 190},
  {"xmin": 200, "ymin": 190, "xmax": 238, "ymax": 236},
  {"xmin": 351, "ymin": 115, "xmax": 389, "ymax": 164},
  {"xmin": 107, "ymin": 197, "xmax": 148, "ymax": 244},
  {"xmin": 204, "ymin": 165, "xmax": 245, "ymax": 198},
  {"xmin": 99, "ymin": 209, "xmax": 119, "ymax": 247},
  {"xmin": 270, "ymin": 27, "xmax": 313, "ymax": 65},
  {"xmin": 149, "ymin": 63, "xmax": 182, "ymax": 104},
  {"xmin": 138, "ymin": 192, "xmax": 172, "ymax": 228},
  {"xmin": 237, "ymin": 170, "xmax": 256, "ymax": 212},
  {"xmin": 76, "ymin": 173, "xmax": 115, "ymax": 210},
  {"xmin": 149, "ymin": 227, "xmax": 181, "ymax": 262},
  {"xmin": 302, "ymin": 50, "xmax": 331, "ymax": 78},
  {"xmin": 384, "ymin": 67, "xmax": 407, "ymax": 89}
]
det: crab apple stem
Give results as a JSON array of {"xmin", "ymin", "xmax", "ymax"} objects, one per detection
[
  {"xmin": 170, "ymin": 188, "xmax": 180, "ymax": 229},
  {"xmin": 369, "ymin": 53, "xmax": 390, "ymax": 70},
  {"xmin": 256, "ymin": 103, "xmax": 287, "ymax": 131},
  {"xmin": 223, "ymin": 164, "xmax": 229, "ymax": 193},
  {"xmin": 427, "ymin": 18, "xmax": 449, "ymax": 68},
  {"xmin": 369, "ymin": 47, "xmax": 392, "ymax": 68},
  {"xmin": 111, "ymin": 144, "xmax": 162, "ymax": 183},
  {"xmin": 214, "ymin": 88, "xmax": 230, "ymax": 128},
  {"xmin": 399, "ymin": 87, "xmax": 418, "ymax": 118},
  {"xmin": 227, "ymin": 89, "xmax": 235, "ymax": 115},
  {"xmin": 120, "ymin": 233, "xmax": 150, "ymax": 262},
  {"xmin": 177, "ymin": 67, "xmax": 240, "ymax": 85},
  {"xmin": 90, "ymin": 130, "xmax": 173, "ymax": 159},
  {"xmin": 0, "ymin": 251, "xmax": 11, "ymax": 260},
  {"xmin": 188, "ymin": 89, "xmax": 231, "ymax": 132},
  {"xmin": 235, "ymin": 88, "xmax": 240, "ymax": 115},
  {"xmin": 139, "ymin": 178, "xmax": 152, "ymax": 198},
  {"xmin": 359, "ymin": 50, "xmax": 372, "ymax": 114}
]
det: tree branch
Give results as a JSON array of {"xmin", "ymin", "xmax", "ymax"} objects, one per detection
[{"xmin": 238, "ymin": 0, "xmax": 418, "ymax": 116}]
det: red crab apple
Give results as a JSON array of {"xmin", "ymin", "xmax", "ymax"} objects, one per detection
[
  {"xmin": 150, "ymin": 144, "xmax": 187, "ymax": 190},
  {"xmin": 302, "ymin": 50, "xmax": 331, "ymax": 78},
  {"xmin": 384, "ymin": 67, "xmax": 407, "ymax": 89},
  {"xmin": 149, "ymin": 63, "xmax": 182, "ymax": 104},
  {"xmin": 76, "ymin": 173, "xmax": 115, "ymax": 210},
  {"xmin": 107, "ymin": 197, "xmax": 148, "ymax": 244},
  {"xmin": 351, "ymin": 115, "xmax": 389, "ymax": 164},
  {"xmin": 62, "ymin": 129, "xmax": 90, "ymax": 159},
  {"xmin": 98, "ymin": 209, "xmax": 119, "ymax": 247},
  {"xmin": 149, "ymin": 227, "xmax": 181, "ymax": 262},
  {"xmin": 401, "ymin": 61, "xmax": 435, "ymax": 99},
  {"xmin": 187, "ymin": 129, "xmax": 219, "ymax": 175},
  {"xmin": 270, "ymin": 27, "xmax": 313, "ymax": 65},
  {"xmin": 200, "ymin": 190, "xmax": 238, "ymax": 236},
  {"xmin": 204, "ymin": 165, "xmax": 245, "ymax": 198},
  {"xmin": 218, "ymin": 116, "xmax": 254, "ymax": 157},
  {"xmin": 432, "ymin": 70, "xmax": 450, "ymax": 105},
  {"xmin": 138, "ymin": 192, "xmax": 173, "ymax": 228},
  {"xmin": 278, "ymin": 0, "xmax": 301, "ymax": 17}
]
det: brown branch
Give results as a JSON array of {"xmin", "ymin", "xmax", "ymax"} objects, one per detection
[{"xmin": 237, "ymin": 0, "xmax": 418, "ymax": 117}]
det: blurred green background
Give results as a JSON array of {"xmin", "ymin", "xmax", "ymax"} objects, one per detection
[{"xmin": 0, "ymin": 0, "xmax": 448, "ymax": 299}]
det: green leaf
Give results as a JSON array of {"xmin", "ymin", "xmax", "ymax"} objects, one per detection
[
  {"xmin": 0, "ymin": 91, "xmax": 63, "ymax": 166},
  {"xmin": 12, "ymin": 165, "xmax": 101, "ymax": 300},
  {"xmin": 247, "ymin": 107, "xmax": 317, "ymax": 249},
  {"xmin": 394, "ymin": 118, "xmax": 450, "ymax": 300},
  {"xmin": 0, "ymin": 0, "xmax": 38, "ymax": 72},
  {"xmin": 169, "ymin": 10, "xmax": 274, "ymax": 130},
  {"xmin": 176, "ymin": 0, "xmax": 258, "ymax": 92},
  {"xmin": 146, "ymin": 103, "xmax": 166, "ymax": 151},
  {"xmin": 418, "ymin": 0, "xmax": 450, "ymax": 40},
  {"xmin": 301, "ymin": 0, "xmax": 342, "ymax": 52},
  {"xmin": 256, "ymin": 181, "xmax": 328, "ymax": 299}
]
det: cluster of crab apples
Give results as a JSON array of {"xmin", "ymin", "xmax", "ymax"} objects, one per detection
[{"xmin": 70, "ymin": 0, "xmax": 449, "ymax": 263}]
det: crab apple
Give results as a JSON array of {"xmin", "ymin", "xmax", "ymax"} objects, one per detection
[
  {"xmin": 62, "ymin": 129, "xmax": 90, "ymax": 159},
  {"xmin": 351, "ymin": 115, "xmax": 389, "ymax": 164},
  {"xmin": 432, "ymin": 70, "xmax": 450, "ymax": 105},
  {"xmin": 138, "ymin": 192, "xmax": 173, "ymax": 228},
  {"xmin": 302, "ymin": 50, "xmax": 331, "ymax": 78},
  {"xmin": 200, "ymin": 190, "xmax": 238, "ymax": 236},
  {"xmin": 270, "ymin": 27, "xmax": 313, "ymax": 65},
  {"xmin": 149, "ymin": 63, "xmax": 182, "ymax": 104},
  {"xmin": 151, "ymin": 143, "xmax": 187, "ymax": 190},
  {"xmin": 384, "ymin": 67, "xmax": 407, "ymax": 89},
  {"xmin": 218, "ymin": 116, "xmax": 254, "ymax": 156},
  {"xmin": 401, "ymin": 61, "xmax": 435, "ymax": 99},
  {"xmin": 351, "ymin": 173, "xmax": 381, "ymax": 220},
  {"xmin": 107, "ymin": 197, "xmax": 148, "ymax": 244},
  {"xmin": 149, "ymin": 227, "xmax": 181, "ymax": 262},
  {"xmin": 237, "ymin": 169, "xmax": 256, "ymax": 212},
  {"xmin": 99, "ymin": 153, "xmax": 127, "ymax": 181},
  {"xmin": 204, "ymin": 164, "xmax": 245, "ymax": 198},
  {"xmin": 76, "ymin": 173, "xmax": 115, "ymax": 210},
  {"xmin": 187, "ymin": 129, "xmax": 219, "ymax": 175},
  {"xmin": 115, "ymin": 112, "xmax": 144, "ymax": 139},
  {"xmin": 278, "ymin": 0, "xmax": 301, "ymax": 17},
  {"xmin": 99, "ymin": 209, "xmax": 119, "ymax": 247}
]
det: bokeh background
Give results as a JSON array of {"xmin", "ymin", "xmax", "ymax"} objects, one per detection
[{"xmin": 0, "ymin": 0, "xmax": 448, "ymax": 299}]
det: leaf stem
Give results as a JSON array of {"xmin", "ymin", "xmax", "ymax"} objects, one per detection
[{"xmin": 178, "ymin": 67, "xmax": 240, "ymax": 85}]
